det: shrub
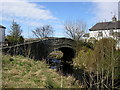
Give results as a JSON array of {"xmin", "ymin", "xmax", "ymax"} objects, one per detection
[
  {"xmin": 6, "ymin": 35, "xmax": 24, "ymax": 45},
  {"xmin": 94, "ymin": 38, "xmax": 117, "ymax": 72},
  {"xmin": 73, "ymin": 49, "xmax": 96, "ymax": 72}
]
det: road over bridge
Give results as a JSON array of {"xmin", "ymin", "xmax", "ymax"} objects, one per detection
[{"xmin": 2, "ymin": 38, "xmax": 76, "ymax": 61}]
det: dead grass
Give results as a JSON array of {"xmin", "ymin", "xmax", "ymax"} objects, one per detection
[{"xmin": 2, "ymin": 54, "xmax": 80, "ymax": 88}]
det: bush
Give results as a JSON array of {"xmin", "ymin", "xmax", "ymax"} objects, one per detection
[
  {"xmin": 82, "ymin": 42, "xmax": 94, "ymax": 49},
  {"xmin": 88, "ymin": 37, "xmax": 97, "ymax": 44},
  {"xmin": 75, "ymin": 40, "xmax": 94, "ymax": 54},
  {"xmin": 94, "ymin": 38, "xmax": 117, "ymax": 72},
  {"xmin": 73, "ymin": 38, "xmax": 120, "ymax": 88},
  {"xmin": 6, "ymin": 35, "xmax": 24, "ymax": 45},
  {"xmin": 73, "ymin": 48, "xmax": 96, "ymax": 72}
]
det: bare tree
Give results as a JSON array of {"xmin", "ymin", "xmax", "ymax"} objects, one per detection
[
  {"xmin": 32, "ymin": 25, "xmax": 54, "ymax": 38},
  {"xmin": 64, "ymin": 19, "xmax": 86, "ymax": 41}
]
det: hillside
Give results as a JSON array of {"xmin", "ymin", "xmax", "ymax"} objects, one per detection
[{"xmin": 2, "ymin": 54, "xmax": 81, "ymax": 88}]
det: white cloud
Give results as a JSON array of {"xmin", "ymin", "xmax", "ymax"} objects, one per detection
[
  {"xmin": 0, "ymin": 0, "xmax": 56, "ymax": 21},
  {"xmin": 2, "ymin": 0, "xmax": 119, "ymax": 38},
  {"xmin": 0, "ymin": 0, "xmax": 60, "ymax": 38},
  {"xmin": 91, "ymin": 2, "xmax": 118, "ymax": 23}
]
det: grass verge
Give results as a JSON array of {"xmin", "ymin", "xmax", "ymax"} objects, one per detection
[{"xmin": 2, "ymin": 54, "xmax": 81, "ymax": 88}]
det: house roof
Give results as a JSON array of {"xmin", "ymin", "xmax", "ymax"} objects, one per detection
[
  {"xmin": 89, "ymin": 21, "xmax": 120, "ymax": 31},
  {"xmin": 0, "ymin": 25, "xmax": 6, "ymax": 29}
]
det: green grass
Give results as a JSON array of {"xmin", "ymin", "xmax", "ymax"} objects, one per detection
[{"xmin": 2, "ymin": 54, "xmax": 81, "ymax": 88}]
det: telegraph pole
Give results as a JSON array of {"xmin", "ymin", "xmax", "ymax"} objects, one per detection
[{"xmin": 118, "ymin": 1, "xmax": 120, "ymax": 21}]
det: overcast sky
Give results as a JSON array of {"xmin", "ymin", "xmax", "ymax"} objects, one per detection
[{"xmin": 0, "ymin": 0, "xmax": 119, "ymax": 38}]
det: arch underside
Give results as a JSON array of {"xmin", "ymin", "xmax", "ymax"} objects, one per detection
[{"xmin": 48, "ymin": 46, "xmax": 75, "ymax": 62}]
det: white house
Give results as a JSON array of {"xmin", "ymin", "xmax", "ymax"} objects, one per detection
[
  {"xmin": 89, "ymin": 16, "xmax": 120, "ymax": 49},
  {"xmin": 0, "ymin": 25, "xmax": 6, "ymax": 44},
  {"xmin": 82, "ymin": 33, "xmax": 89, "ymax": 42}
]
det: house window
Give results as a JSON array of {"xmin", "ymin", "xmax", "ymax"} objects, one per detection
[
  {"xmin": 109, "ymin": 30, "xmax": 113, "ymax": 36},
  {"xmin": 98, "ymin": 32, "xmax": 103, "ymax": 37}
]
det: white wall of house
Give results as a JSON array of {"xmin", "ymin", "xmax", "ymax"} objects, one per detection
[
  {"xmin": 89, "ymin": 29, "xmax": 120, "ymax": 49},
  {"xmin": 89, "ymin": 29, "xmax": 120, "ymax": 40},
  {"xmin": 81, "ymin": 37, "xmax": 89, "ymax": 42},
  {"xmin": 0, "ymin": 27, "xmax": 5, "ymax": 43},
  {"xmin": 116, "ymin": 41, "xmax": 120, "ymax": 49}
]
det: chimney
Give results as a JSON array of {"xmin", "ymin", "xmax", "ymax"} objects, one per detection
[{"xmin": 112, "ymin": 15, "xmax": 117, "ymax": 22}]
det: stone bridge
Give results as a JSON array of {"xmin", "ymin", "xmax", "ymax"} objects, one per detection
[{"xmin": 2, "ymin": 38, "xmax": 76, "ymax": 61}]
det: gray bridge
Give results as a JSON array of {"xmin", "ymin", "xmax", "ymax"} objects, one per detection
[{"xmin": 2, "ymin": 38, "xmax": 76, "ymax": 61}]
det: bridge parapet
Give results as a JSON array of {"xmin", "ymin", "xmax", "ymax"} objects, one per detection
[{"xmin": 2, "ymin": 38, "xmax": 76, "ymax": 60}]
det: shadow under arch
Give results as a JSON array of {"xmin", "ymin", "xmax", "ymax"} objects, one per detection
[
  {"xmin": 58, "ymin": 46, "xmax": 76, "ymax": 62},
  {"xmin": 47, "ymin": 46, "xmax": 76, "ymax": 62},
  {"xmin": 48, "ymin": 46, "xmax": 76, "ymax": 75}
]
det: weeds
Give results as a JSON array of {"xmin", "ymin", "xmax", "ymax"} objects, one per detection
[{"xmin": 2, "ymin": 54, "xmax": 79, "ymax": 88}]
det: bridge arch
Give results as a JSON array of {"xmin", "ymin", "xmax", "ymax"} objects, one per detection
[
  {"xmin": 59, "ymin": 47, "xmax": 75, "ymax": 60},
  {"xmin": 2, "ymin": 38, "xmax": 76, "ymax": 61},
  {"xmin": 47, "ymin": 46, "xmax": 76, "ymax": 61}
]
